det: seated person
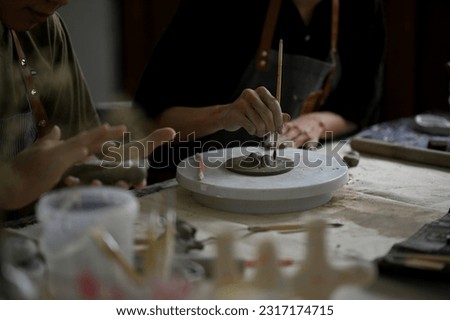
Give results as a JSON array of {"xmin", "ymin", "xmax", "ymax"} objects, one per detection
[
  {"xmin": 134, "ymin": 0, "xmax": 386, "ymax": 182},
  {"xmin": 0, "ymin": 0, "xmax": 176, "ymax": 227}
]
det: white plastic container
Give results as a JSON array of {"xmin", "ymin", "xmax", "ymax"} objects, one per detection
[{"xmin": 37, "ymin": 186, "xmax": 139, "ymax": 298}]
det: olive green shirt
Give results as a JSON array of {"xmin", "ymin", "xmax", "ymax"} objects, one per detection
[
  {"xmin": 0, "ymin": 13, "xmax": 100, "ymax": 141},
  {"xmin": 0, "ymin": 13, "xmax": 101, "ymax": 227}
]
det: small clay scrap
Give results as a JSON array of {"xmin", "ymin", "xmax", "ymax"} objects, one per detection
[
  {"xmin": 175, "ymin": 219, "xmax": 204, "ymax": 253},
  {"xmin": 343, "ymin": 150, "xmax": 360, "ymax": 168}
]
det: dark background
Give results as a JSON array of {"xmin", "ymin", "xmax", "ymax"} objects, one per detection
[{"xmin": 120, "ymin": 0, "xmax": 450, "ymax": 123}]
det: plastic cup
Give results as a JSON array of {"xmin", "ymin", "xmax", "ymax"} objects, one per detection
[{"xmin": 36, "ymin": 186, "xmax": 139, "ymax": 298}]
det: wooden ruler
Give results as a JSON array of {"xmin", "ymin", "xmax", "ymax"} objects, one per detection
[{"xmin": 350, "ymin": 137, "xmax": 450, "ymax": 169}]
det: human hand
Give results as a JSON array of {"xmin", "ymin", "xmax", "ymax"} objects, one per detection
[
  {"xmin": 89, "ymin": 127, "xmax": 176, "ymax": 190},
  {"xmin": 219, "ymin": 86, "xmax": 290, "ymax": 137},
  {"xmin": 61, "ymin": 159, "xmax": 148, "ymax": 190},
  {"xmin": 103, "ymin": 127, "xmax": 177, "ymax": 162},
  {"xmin": 0, "ymin": 124, "xmax": 126, "ymax": 210},
  {"xmin": 281, "ymin": 114, "xmax": 325, "ymax": 148}
]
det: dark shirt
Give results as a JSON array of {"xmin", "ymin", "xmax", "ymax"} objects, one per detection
[
  {"xmin": 134, "ymin": 0, "xmax": 386, "ymax": 178},
  {"xmin": 135, "ymin": 0, "xmax": 385, "ymax": 126}
]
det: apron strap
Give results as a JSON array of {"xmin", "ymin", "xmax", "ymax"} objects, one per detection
[
  {"xmin": 331, "ymin": 0, "xmax": 339, "ymax": 54},
  {"xmin": 11, "ymin": 30, "xmax": 52, "ymax": 138},
  {"xmin": 256, "ymin": 0, "xmax": 340, "ymax": 74},
  {"xmin": 256, "ymin": 0, "xmax": 282, "ymax": 72},
  {"xmin": 319, "ymin": 0, "xmax": 339, "ymax": 105},
  {"xmin": 329, "ymin": 0, "xmax": 339, "ymax": 82}
]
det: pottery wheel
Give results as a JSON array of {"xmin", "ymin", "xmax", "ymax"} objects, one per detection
[{"xmin": 176, "ymin": 147, "xmax": 348, "ymax": 214}]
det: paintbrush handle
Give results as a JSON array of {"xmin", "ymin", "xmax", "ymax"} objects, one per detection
[
  {"xmin": 91, "ymin": 229, "xmax": 143, "ymax": 284},
  {"xmin": 248, "ymin": 225, "xmax": 305, "ymax": 232},
  {"xmin": 248, "ymin": 222, "xmax": 342, "ymax": 233},
  {"xmin": 273, "ymin": 39, "xmax": 283, "ymax": 160},
  {"xmin": 391, "ymin": 253, "xmax": 450, "ymax": 264}
]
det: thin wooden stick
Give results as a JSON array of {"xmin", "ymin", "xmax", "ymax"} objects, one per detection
[
  {"xmin": 273, "ymin": 39, "xmax": 283, "ymax": 160},
  {"xmin": 90, "ymin": 228, "xmax": 143, "ymax": 285},
  {"xmin": 248, "ymin": 222, "xmax": 343, "ymax": 233},
  {"xmin": 276, "ymin": 39, "xmax": 283, "ymax": 103}
]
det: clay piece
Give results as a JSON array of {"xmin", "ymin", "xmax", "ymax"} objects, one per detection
[
  {"xmin": 343, "ymin": 150, "xmax": 360, "ymax": 168},
  {"xmin": 225, "ymin": 152, "xmax": 294, "ymax": 176}
]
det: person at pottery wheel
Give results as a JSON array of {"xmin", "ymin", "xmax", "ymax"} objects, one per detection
[
  {"xmin": 134, "ymin": 0, "xmax": 386, "ymax": 182},
  {"xmin": 0, "ymin": 0, "xmax": 176, "ymax": 227}
]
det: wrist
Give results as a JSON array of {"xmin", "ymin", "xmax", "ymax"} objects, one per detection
[
  {"xmin": 212, "ymin": 104, "xmax": 228, "ymax": 131},
  {"xmin": 0, "ymin": 163, "xmax": 22, "ymax": 210}
]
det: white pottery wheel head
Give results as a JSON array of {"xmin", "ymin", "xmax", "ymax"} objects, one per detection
[{"xmin": 176, "ymin": 147, "xmax": 347, "ymax": 214}]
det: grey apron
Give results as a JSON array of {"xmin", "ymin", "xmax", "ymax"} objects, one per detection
[
  {"xmin": 208, "ymin": 0, "xmax": 339, "ymax": 147},
  {"xmin": 239, "ymin": 49, "xmax": 335, "ymax": 119}
]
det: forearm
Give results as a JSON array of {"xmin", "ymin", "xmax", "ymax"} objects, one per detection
[
  {"xmin": 154, "ymin": 105, "xmax": 227, "ymax": 140},
  {"xmin": 153, "ymin": 86, "xmax": 287, "ymax": 141},
  {"xmin": 282, "ymin": 111, "xmax": 357, "ymax": 148},
  {"xmin": 0, "ymin": 164, "xmax": 25, "ymax": 211}
]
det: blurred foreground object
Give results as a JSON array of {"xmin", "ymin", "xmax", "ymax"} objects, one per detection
[{"xmin": 0, "ymin": 230, "xmax": 46, "ymax": 299}]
